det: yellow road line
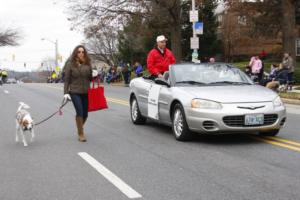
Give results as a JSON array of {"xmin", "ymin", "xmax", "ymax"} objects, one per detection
[
  {"xmin": 250, "ymin": 136, "xmax": 300, "ymax": 152},
  {"xmin": 263, "ymin": 136, "xmax": 300, "ymax": 148},
  {"xmin": 35, "ymin": 84, "xmax": 300, "ymax": 153},
  {"xmin": 106, "ymin": 97, "xmax": 129, "ymax": 106},
  {"xmin": 107, "ymin": 99, "xmax": 129, "ymax": 107}
]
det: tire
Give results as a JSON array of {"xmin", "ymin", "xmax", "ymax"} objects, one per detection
[
  {"xmin": 172, "ymin": 104, "xmax": 193, "ymax": 141},
  {"xmin": 130, "ymin": 96, "xmax": 147, "ymax": 125},
  {"xmin": 259, "ymin": 130, "xmax": 280, "ymax": 136}
]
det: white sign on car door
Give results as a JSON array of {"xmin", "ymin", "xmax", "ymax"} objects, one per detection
[{"xmin": 148, "ymin": 85, "xmax": 161, "ymax": 120}]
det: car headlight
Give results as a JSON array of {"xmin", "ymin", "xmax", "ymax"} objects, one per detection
[
  {"xmin": 191, "ymin": 99, "xmax": 222, "ymax": 109},
  {"xmin": 273, "ymin": 96, "xmax": 283, "ymax": 108}
]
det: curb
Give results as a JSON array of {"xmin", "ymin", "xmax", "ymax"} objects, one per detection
[{"xmin": 282, "ymin": 98, "xmax": 300, "ymax": 105}]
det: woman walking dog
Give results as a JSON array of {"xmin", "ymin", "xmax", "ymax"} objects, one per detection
[{"xmin": 63, "ymin": 45, "xmax": 97, "ymax": 142}]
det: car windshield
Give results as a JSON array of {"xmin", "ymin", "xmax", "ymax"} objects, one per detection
[{"xmin": 172, "ymin": 63, "xmax": 253, "ymax": 86}]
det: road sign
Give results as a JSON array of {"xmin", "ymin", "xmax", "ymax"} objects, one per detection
[
  {"xmin": 190, "ymin": 37, "xmax": 199, "ymax": 49},
  {"xmin": 194, "ymin": 22, "xmax": 203, "ymax": 35},
  {"xmin": 189, "ymin": 11, "xmax": 198, "ymax": 22}
]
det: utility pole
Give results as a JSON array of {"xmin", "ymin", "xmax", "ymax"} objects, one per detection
[
  {"xmin": 41, "ymin": 38, "xmax": 59, "ymax": 72},
  {"xmin": 55, "ymin": 39, "xmax": 58, "ymax": 71},
  {"xmin": 190, "ymin": 0, "xmax": 200, "ymax": 63}
]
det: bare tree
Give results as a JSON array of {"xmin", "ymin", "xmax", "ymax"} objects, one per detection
[
  {"xmin": 84, "ymin": 24, "xmax": 119, "ymax": 66},
  {"xmin": 67, "ymin": 0, "xmax": 191, "ymax": 61},
  {"xmin": 0, "ymin": 28, "xmax": 21, "ymax": 47}
]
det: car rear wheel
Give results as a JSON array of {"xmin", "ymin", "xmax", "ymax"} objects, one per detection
[
  {"xmin": 172, "ymin": 104, "xmax": 193, "ymax": 141},
  {"xmin": 259, "ymin": 130, "xmax": 280, "ymax": 136},
  {"xmin": 130, "ymin": 96, "xmax": 147, "ymax": 125}
]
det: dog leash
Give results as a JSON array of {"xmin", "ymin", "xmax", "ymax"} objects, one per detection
[{"xmin": 34, "ymin": 99, "xmax": 69, "ymax": 126}]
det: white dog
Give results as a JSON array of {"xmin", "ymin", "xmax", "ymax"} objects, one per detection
[{"xmin": 16, "ymin": 102, "xmax": 34, "ymax": 146}]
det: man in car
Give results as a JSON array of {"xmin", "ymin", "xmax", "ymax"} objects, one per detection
[{"xmin": 147, "ymin": 35, "xmax": 176, "ymax": 79}]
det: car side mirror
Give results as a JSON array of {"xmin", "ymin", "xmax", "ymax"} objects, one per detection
[{"xmin": 155, "ymin": 78, "xmax": 170, "ymax": 87}]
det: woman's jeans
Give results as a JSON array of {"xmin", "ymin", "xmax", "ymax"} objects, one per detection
[{"xmin": 70, "ymin": 93, "xmax": 88, "ymax": 119}]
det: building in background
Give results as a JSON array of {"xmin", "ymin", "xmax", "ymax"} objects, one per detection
[{"xmin": 216, "ymin": 1, "xmax": 300, "ymax": 61}]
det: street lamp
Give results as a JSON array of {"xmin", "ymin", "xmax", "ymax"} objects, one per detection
[{"xmin": 41, "ymin": 38, "xmax": 58, "ymax": 71}]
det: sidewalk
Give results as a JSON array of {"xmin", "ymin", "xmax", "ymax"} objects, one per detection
[
  {"xmin": 282, "ymin": 98, "xmax": 300, "ymax": 106},
  {"xmin": 281, "ymin": 86, "xmax": 300, "ymax": 105}
]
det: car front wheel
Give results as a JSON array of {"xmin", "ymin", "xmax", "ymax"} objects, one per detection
[
  {"xmin": 172, "ymin": 104, "xmax": 193, "ymax": 141},
  {"xmin": 130, "ymin": 96, "xmax": 147, "ymax": 125}
]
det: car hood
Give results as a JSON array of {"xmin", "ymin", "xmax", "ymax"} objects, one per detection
[{"xmin": 179, "ymin": 85, "xmax": 277, "ymax": 103}]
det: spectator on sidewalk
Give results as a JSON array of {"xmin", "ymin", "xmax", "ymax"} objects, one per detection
[
  {"xmin": 266, "ymin": 63, "xmax": 289, "ymax": 91},
  {"xmin": 122, "ymin": 63, "xmax": 131, "ymax": 85},
  {"xmin": 282, "ymin": 52, "xmax": 294, "ymax": 89},
  {"xmin": 249, "ymin": 55, "xmax": 263, "ymax": 82},
  {"xmin": 134, "ymin": 61, "xmax": 143, "ymax": 77},
  {"xmin": 51, "ymin": 70, "xmax": 57, "ymax": 83}
]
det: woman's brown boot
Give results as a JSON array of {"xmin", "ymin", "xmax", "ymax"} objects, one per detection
[{"xmin": 75, "ymin": 116, "xmax": 87, "ymax": 142}]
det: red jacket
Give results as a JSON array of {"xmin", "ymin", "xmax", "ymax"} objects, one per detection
[{"xmin": 147, "ymin": 48, "xmax": 176, "ymax": 76}]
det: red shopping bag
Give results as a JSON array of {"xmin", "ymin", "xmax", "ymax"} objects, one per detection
[{"xmin": 88, "ymin": 79, "xmax": 108, "ymax": 112}]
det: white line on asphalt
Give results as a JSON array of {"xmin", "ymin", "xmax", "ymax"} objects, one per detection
[
  {"xmin": 78, "ymin": 152, "xmax": 142, "ymax": 199},
  {"xmin": 4, "ymin": 90, "xmax": 9, "ymax": 94}
]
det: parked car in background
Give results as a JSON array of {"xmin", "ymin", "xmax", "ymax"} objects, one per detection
[{"xmin": 6, "ymin": 78, "xmax": 17, "ymax": 84}]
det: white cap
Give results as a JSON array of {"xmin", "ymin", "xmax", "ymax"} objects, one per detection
[{"xmin": 156, "ymin": 35, "xmax": 167, "ymax": 43}]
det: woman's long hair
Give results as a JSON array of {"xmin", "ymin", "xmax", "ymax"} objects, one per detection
[{"xmin": 70, "ymin": 45, "xmax": 91, "ymax": 66}]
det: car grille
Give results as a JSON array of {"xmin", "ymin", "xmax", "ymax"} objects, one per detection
[{"xmin": 223, "ymin": 114, "xmax": 278, "ymax": 127}]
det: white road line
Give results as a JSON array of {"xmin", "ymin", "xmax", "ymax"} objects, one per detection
[
  {"xmin": 4, "ymin": 90, "xmax": 9, "ymax": 94},
  {"xmin": 78, "ymin": 152, "xmax": 142, "ymax": 199}
]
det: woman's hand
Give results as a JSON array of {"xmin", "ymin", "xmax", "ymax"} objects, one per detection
[{"xmin": 63, "ymin": 94, "xmax": 71, "ymax": 101}]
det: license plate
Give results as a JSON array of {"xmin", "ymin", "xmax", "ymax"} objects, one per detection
[{"xmin": 245, "ymin": 114, "xmax": 264, "ymax": 125}]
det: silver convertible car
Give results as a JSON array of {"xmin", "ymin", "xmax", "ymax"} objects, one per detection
[{"xmin": 129, "ymin": 63, "xmax": 286, "ymax": 141}]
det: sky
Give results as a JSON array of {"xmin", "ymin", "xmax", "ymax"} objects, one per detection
[{"xmin": 0, "ymin": 0, "xmax": 84, "ymax": 71}]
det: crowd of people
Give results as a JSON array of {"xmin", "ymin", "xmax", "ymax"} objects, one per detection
[
  {"xmin": 96, "ymin": 61, "xmax": 144, "ymax": 85},
  {"xmin": 244, "ymin": 52, "xmax": 295, "ymax": 92}
]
